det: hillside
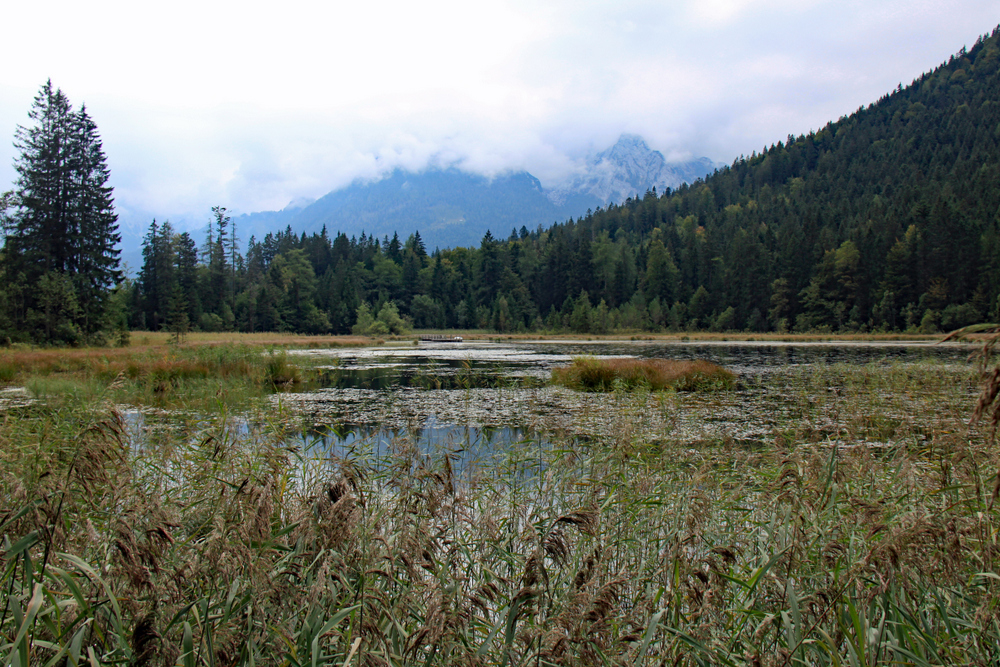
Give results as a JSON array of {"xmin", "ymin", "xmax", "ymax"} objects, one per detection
[
  {"xmin": 569, "ymin": 28, "xmax": 1000, "ymax": 333},
  {"xmin": 131, "ymin": 27, "xmax": 1000, "ymax": 335}
]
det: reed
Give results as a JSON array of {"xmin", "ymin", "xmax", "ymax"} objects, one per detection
[
  {"xmin": 552, "ymin": 356, "xmax": 736, "ymax": 392},
  {"xmin": 0, "ymin": 357, "xmax": 996, "ymax": 665},
  {"xmin": 0, "ymin": 345, "xmax": 315, "ymax": 410}
]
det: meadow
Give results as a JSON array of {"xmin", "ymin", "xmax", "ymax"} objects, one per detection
[{"xmin": 0, "ymin": 332, "xmax": 998, "ymax": 665}]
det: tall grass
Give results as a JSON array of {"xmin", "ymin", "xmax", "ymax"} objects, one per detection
[
  {"xmin": 552, "ymin": 356, "xmax": 736, "ymax": 392},
  {"xmin": 0, "ymin": 345, "xmax": 308, "ymax": 410},
  {"xmin": 1, "ymin": 361, "xmax": 997, "ymax": 664}
]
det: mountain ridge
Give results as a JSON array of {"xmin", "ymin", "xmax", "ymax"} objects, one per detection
[
  {"xmin": 127, "ymin": 26, "xmax": 1000, "ymax": 336},
  {"xmin": 234, "ymin": 136, "xmax": 717, "ymax": 249}
]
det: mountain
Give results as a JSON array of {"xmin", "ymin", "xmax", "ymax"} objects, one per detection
[
  {"xmin": 233, "ymin": 137, "xmax": 716, "ymax": 250},
  {"xmin": 548, "ymin": 134, "xmax": 717, "ymax": 207},
  {"xmin": 130, "ymin": 26, "xmax": 1000, "ymax": 336}
]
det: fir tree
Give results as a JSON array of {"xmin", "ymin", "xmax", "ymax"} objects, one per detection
[
  {"xmin": 4, "ymin": 80, "xmax": 120, "ymax": 342},
  {"xmin": 69, "ymin": 104, "xmax": 121, "ymax": 332},
  {"xmin": 204, "ymin": 206, "xmax": 232, "ymax": 324}
]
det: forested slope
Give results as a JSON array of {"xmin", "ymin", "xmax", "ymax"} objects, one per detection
[{"xmin": 133, "ymin": 27, "xmax": 1000, "ymax": 335}]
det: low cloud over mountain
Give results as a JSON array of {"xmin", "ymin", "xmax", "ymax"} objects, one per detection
[{"xmin": 232, "ymin": 135, "xmax": 717, "ymax": 250}]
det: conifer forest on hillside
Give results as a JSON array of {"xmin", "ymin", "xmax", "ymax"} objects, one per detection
[
  {"xmin": 127, "ymin": 29, "xmax": 1000, "ymax": 340},
  {"xmin": 3, "ymin": 30, "xmax": 1000, "ymax": 342}
]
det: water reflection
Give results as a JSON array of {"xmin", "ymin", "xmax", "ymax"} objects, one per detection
[
  {"xmin": 309, "ymin": 361, "xmax": 545, "ymax": 390},
  {"xmin": 291, "ymin": 339, "xmax": 973, "ymax": 389},
  {"xmin": 522, "ymin": 340, "xmax": 972, "ymax": 377},
  {"xmin": 59, "ymin": 340, "xmax": 983, "ymax": 469},
  {"xmin": 276, "ymin": 339, "xmax": 978, "ymax": 451},
  {"xmin": 286, "ymin": 416, "xmax": 557, "ymax": 476}
]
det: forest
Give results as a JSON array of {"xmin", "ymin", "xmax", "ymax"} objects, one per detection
[
  {"xmin": 128, "ymin": 28, "xmax": 1000, "ymax": 339},
  {"xmin": 5, "ymin": 29, "xmax": 1000, "ymax": 343}
]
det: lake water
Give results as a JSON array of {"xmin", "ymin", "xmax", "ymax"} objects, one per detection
[{"xmin": 276, "ymin": 339, "xmax": 980, "ymax": 457}]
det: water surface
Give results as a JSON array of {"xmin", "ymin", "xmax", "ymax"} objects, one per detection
[{"xmin": 277, "ymin": 339, "xmax": 979, "ymax": 451}]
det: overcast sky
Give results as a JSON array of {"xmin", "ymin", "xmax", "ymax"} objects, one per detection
[{"xmin": 1, "ymin": 0, "xmax": 997, "ymax": 227}]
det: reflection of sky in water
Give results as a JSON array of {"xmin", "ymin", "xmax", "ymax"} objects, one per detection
[
  {"xmin": 0, "ymin": 387, "xmax": 33, "ymax": 409},
  {"xmin": 521, "ymin": 340, "xmax": 975, "ymax": 377},
  {"xmin": 68, "ymin": 340, "xmax": 983, "ymax": 460},
  {"xmin": 291, "ymin": 416, "xmax": 547, "ymax": 475},
  {"xmin": 290, "ymin": 340, "xmax": 975, "ymax": 391},
  {"xmin": 288, "ymin": 341, "xmax": 575, "ymax": 365},
  {"xmin": 291, "ymin": 340, "xmax": 973, "ymax": 373},
  {"xmin": 276, "ymin": 340, "xmax": 979, "ymax": 450}
]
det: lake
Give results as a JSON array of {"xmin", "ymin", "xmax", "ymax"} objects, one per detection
[{"xmin": 275, "ymin": 339, "xmax": 981, "ymax": 461}]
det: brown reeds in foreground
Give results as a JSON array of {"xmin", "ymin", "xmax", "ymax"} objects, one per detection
[
  {"xmin": 551, "ymin": 356, "xmax": 735, "ymax": 391},
  {"xmin": 1, "ymin": 358, "xmax": 997, "ymax": 665},
  {"xmin": 946, "ymin": 323, "xmax": 1000, "ymax": 435}
]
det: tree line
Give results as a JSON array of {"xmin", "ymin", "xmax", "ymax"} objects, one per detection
[
  {"xmin": 130, "ymin": 27, "xmax": 1000, "ymax": 337},
  {"xmin": 4, "ymin": 27, "xmax": 1000, "ymax": 344}
]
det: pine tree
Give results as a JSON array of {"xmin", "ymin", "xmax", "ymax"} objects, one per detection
[
  {"xmin": 3, "ymin": 80, "xmax": 121, "ymax": 342},
  {"xmin": 138, "ymin": 220, "xmax": 178, "ymax": 330},
  {"xmin": 204, "ymin": 206, "xmax": 231, "ymax": 324},
  {"xmin": 175, "ymin": 231, "xmax": 201, "ymax": 325},
  {"xmin": 69, "ymin": 105, "xmax": 121, "ymax": 332}
]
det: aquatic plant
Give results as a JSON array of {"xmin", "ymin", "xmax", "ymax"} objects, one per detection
[
  {"xmin": 551, "ymin": 356, "xmax": 735, "ymax": 392},
  {"xmin": 945, "ymin": 323, "xmax": 1000, "ymax": 438}
]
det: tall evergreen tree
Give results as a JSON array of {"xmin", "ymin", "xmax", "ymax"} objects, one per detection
[
  {"xmin": 137, "ymin": 220, "xmax": 178, "ymax": 331},
  {"xmin": 3, "ymin": 81, "xmax": 120, "ymax": 342},
  {"xmin": 68, "ymin": 104, "xmax": 121, "ymax": 332},
  {"xmin": 204, "ymin": 205, "xmax": 232, "ymax": 325}
]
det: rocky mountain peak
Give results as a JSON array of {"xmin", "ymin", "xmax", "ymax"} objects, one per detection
[{"xmin": 549, "ymin": 134, "xmax": 716, "ymax": 207}]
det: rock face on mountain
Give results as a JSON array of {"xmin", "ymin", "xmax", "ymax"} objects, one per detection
[
  {"xmin": 233, "ymin": 135, "xmax": 717, "ymax": 250},
  {"xmin": 549, "ymin": 134, "xmax": 717, "ymax": 206}
]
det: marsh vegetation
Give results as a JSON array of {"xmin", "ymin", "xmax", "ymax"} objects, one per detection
[
  {"xmin": 551, "ymin": 357, "xmax": 735, "ymax": 392},
  {"xmin": 1, "ymin": 336, "xmax": 998, "ymax": 665}
]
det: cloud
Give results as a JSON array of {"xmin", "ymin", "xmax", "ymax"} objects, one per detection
[{"xmin": 0, "ymin": 0, "xmax": 997, "ymax": 225}]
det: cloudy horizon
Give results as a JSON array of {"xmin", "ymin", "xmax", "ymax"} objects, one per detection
[{"xmin": 1, "ymin": 0, "xmax": 997, "ymax": 229}]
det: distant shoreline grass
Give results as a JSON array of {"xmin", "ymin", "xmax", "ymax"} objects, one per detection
[
  {"xmin": 0, "ymin": 341, "xmax": 359, "ymax": 409},
  {"xmin": 0, "ymin": 329, "xmax": 967, "ymax": 359},
  {"xmin": 127, "ymin": 331, "xmax": 375, "ymax": 348}
]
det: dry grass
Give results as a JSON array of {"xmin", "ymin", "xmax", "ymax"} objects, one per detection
[
  {"xmin": 128, "ymin": 331, "xmax": 373, "ymax": 348},
  {"xmin": 452, "ymin": 332, "xmax": 945, "ymax": 343},
  {"xmin": 0, "ymin": 344, "xmax": 317, "ymax": 411},
  {"xmin": 552, "ymin": 356, "xmax": 736, "ymax": 391},
  {"xmin": 0, "ymin": 333, "xmax": 370, "ymax": 385}
]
